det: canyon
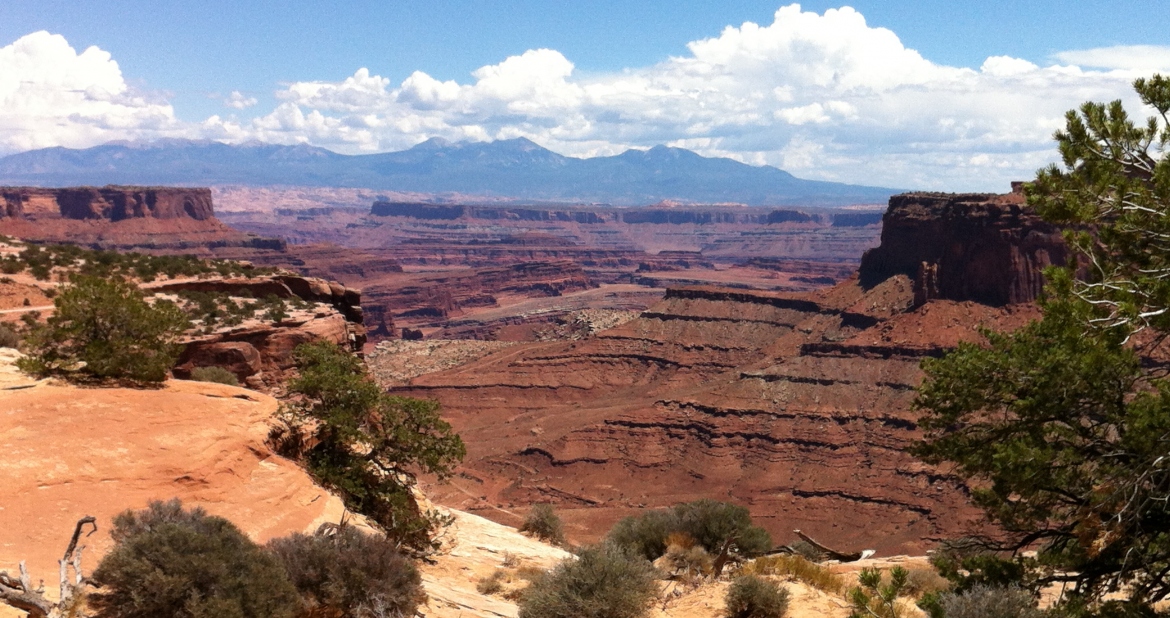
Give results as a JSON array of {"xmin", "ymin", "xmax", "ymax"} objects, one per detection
[
  {"xmin": 383, "ymin": 186, "xmax": 1058, "ymax": 556},
  {"xmin": 0, "ymin": 185, "xmax": 883, "ymax": 343},
  {"xmin": 0, "ymin": 180, "xmax": 1062, "ymax": 557}
]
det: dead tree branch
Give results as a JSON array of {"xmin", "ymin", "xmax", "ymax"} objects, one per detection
[
  {"xmin": 794, "ymin": 529, "xmax": 874, "ymax": 562},
  {"xmin": 0, "ymin": 516, "xmax": 97, "ymax": 618}
]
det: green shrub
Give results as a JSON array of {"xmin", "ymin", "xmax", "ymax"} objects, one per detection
[
  {"xmin": 607, "ymin": 509, "xmax": 676, "ymax": 560},
  {"xmin": 90, "ymin": 499, "xmax": 299, "ymax": 618},
  {"xmin": 937, "ymin": 585, "xmax": 1042, "ymax": 618},
  {"xmin": 520, "ymin": 504, "xmax": 566, "ymax": 546},
  {"xmin": 18, "ymin": 275, "xmax": 189, "ymax": 383},
  {"xmin": 606, "ymin": 499, "xmax": 771, "ymax": 561},
  {"xmin": 725, "ymin": 575, "xmax": 789, "ymax": 618},
  {"xmin": 190, "ymin": 365, "xmax": 241, "ymax": 386},
  {"xmin": 267, "ymin": 526, "xmax": 423, "ymax": 618},
  {"xmin": 518, "ymin": 543, "xmax": 658, "ymax": 618},
  {"xmin": 0, "ymin": 324, "xmax": 19, "ymax": 349}
]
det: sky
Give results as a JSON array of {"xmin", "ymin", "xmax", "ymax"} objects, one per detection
[{"xmin": 2, "ymin": 1, "xmax": 1169, "ymax": 191}]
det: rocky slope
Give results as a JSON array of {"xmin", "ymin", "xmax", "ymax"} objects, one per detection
[
  {"xmin": 160, "ymin": 274, "xmax": 367, "ymax": 388},
  {"xmin": 388, "ymin": 188, "xmax": 1054, "ymax": 555}
]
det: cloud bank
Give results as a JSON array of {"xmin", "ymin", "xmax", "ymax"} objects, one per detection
[{"xmin": 4, "ymin": 5, "xmax": 1170, "ymax": 191}]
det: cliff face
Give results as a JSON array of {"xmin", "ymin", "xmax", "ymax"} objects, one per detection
[
  {"xmin": 157, "ymin": 275, "xmax": 367, "ymax": 389},
  {"xmin": 858, "ymin": 189, "xmax": 1068, "ymax": 305},
  {"xmin": 1, "ymin": 186, "xmax": 214, "ymax": 221},
  {"xmin": 0, "ymin": 185, "xmax": 290, "ymax": 254}
]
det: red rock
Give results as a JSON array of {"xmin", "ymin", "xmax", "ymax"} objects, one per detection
[
  {"xmin": 859, "ymin": 191, "xmax": 1069, "ymax": 305},
  {"xmin": 173, "ymin": 341, "xmax": 263, "ymax": 381}
]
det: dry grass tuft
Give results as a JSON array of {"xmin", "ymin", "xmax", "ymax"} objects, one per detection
[{"xmin": 740, "ymin": 555, "xmax": 847, "ymax": 596}]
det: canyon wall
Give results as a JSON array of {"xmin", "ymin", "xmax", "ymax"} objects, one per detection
[
  {"xmin": 391, "ymin": 188, "xmax": 1053, "ymax": 554},
  {"xmin": 1, "ymin": 185, "xmax": 215, "ymax": 221},
  {"xmin": 0, "ymin": 185, "xmax": 284, "ymax": 252},
  {"xmin": 858, "ymin": 189, "xmax": 1068, "ymax": 306}
]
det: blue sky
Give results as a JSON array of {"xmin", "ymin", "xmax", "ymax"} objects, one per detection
[{"xmin": 2, "ymin": 1, "xmax": 1169, "ymax": 191}]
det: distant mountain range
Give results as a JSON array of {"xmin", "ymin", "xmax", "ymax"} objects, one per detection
[{"xmin": 0, "ymin": 138, "xmax": 897, "ymax": 207}]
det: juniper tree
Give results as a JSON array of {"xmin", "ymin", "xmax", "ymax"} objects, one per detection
[{"xmin": 912, "ymin": 75, "xmax": 1170, "ymax": 613}]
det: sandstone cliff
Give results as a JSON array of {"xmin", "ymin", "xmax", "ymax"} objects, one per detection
[
  {"xmin": 858, "ymin": 188, "xmax": 1068, "ymax": 305},
  {"xmin": 153, "ymin": 274, "xmax": 368, "ymax": 388},
  {"xmin": 0, "ymin": 185, "xmax": 283, "ymax": 252}
]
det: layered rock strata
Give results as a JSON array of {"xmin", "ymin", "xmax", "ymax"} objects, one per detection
[
  {"xmin": 859, "ymin": 188, "xmax": 1068, "ymax": 305},
  {"xmin": 0, "ymin": 185, "xmax": 283, "ymax": 251},
  {"xmin": 157, "ymin": 275, "xmax": 367, "ymax": 387},
  {"xmin": 390, "ymin": 189, "xmax": 1050, "ymax": 555}
]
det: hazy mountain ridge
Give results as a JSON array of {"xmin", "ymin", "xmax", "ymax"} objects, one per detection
[{"xmin": 0, "ymin": 138, "xmax": 897, "ymax": 206}]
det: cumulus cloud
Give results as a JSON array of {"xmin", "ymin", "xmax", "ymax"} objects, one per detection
[
  {"xmin": 6, "ymin": 7, "xmax": 1170, "ymax": 191},
  {"xmin": 220, "ymin": 4, "xmax": 1153, "ymax": 190},
  {"xmin": 0, "ymin": 31, "xmax": 183, "ymax": 153},
  {"xmin": 224, "ymin": 91, "xmax": 258, "ymax": 109}
]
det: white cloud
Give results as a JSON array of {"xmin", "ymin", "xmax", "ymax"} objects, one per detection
[
  {"xmin": 5, "ymin": 8, "xmax": 1170, "ymax": 192},
  {"xmin": 1052, "ymin": 45, "xmax": 1170, "ymax": 72},
  {"xmin": 224, "ymin": 91, "xmax": 257, "ymax": 109},
  {"xmin": 0, "ymin": 31, "xmax": 183, "ymax": 153}
]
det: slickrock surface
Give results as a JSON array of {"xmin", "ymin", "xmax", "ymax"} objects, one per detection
[
  {"xmin": 0, "ymin": 360, "xmax": 351, "ymax": 581},
  {"xmin": 419, "ymin": 508, "xmax": 572, "ymax": 618}
]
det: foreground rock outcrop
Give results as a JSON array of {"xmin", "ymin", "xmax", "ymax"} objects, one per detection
[{"xmin": 0, "ymin": 349, "xmax": 570, "ymax": 618}]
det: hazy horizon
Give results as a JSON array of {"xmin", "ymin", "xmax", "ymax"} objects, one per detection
[{"xmin": 3, "ymin": 2, "xmax": 1170, "ymax": 191}]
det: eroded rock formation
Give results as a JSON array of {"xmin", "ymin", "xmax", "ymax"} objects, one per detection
[
  {"xmin": 859, "ymin": 188, "xmax": 1068, "ymax": 306},
  {"xmin": 0, "ymin": 185, "xmax": 284, "ymax": 252},
  {"xmin": 161, "ymin": 275, "xmax": 367, "ymax": 388},
  {"xmin": 388, "ymin": 188, "xmax": 1052, "ymax": 555}
]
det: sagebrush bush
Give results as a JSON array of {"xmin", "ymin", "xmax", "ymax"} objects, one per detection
[
  {"xmin": 607, "ymin": 499, "xmax": 771, "ymax": 561},
  {"xmin": 91, "ymin": 499, "xmax": 299, "ymax": 618},
  {"xmin": 902, "ymin": 567, "xmax": 950, "ymax": 598},
  {"xmin": 518, "ymin": 543, "xmax": 659, "ymax": 618},
  {"xmin": 0, "ymin": 324, "xmax": 19, "ymax": 349},
  {"xmin": 937, "ymin": 585, "xmax": 1042, "ymax": 618},
  {"xmin": 725, "ymin": 575, "xmax": 790, "ymax": 618},
  {"xmin": 520, "ymin": 504, "xmax": 566, "ymax": 546},
  {"xmin": 267, "ymin": 527, "xmax": 423, "ymax": 618},
  {"xmin": 190, "ymin": 365, "xmax": 241, "ymax": 386},
  {"xmin": 661, "ymin": 543, "xmax": 713, "ymax": 581}
]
